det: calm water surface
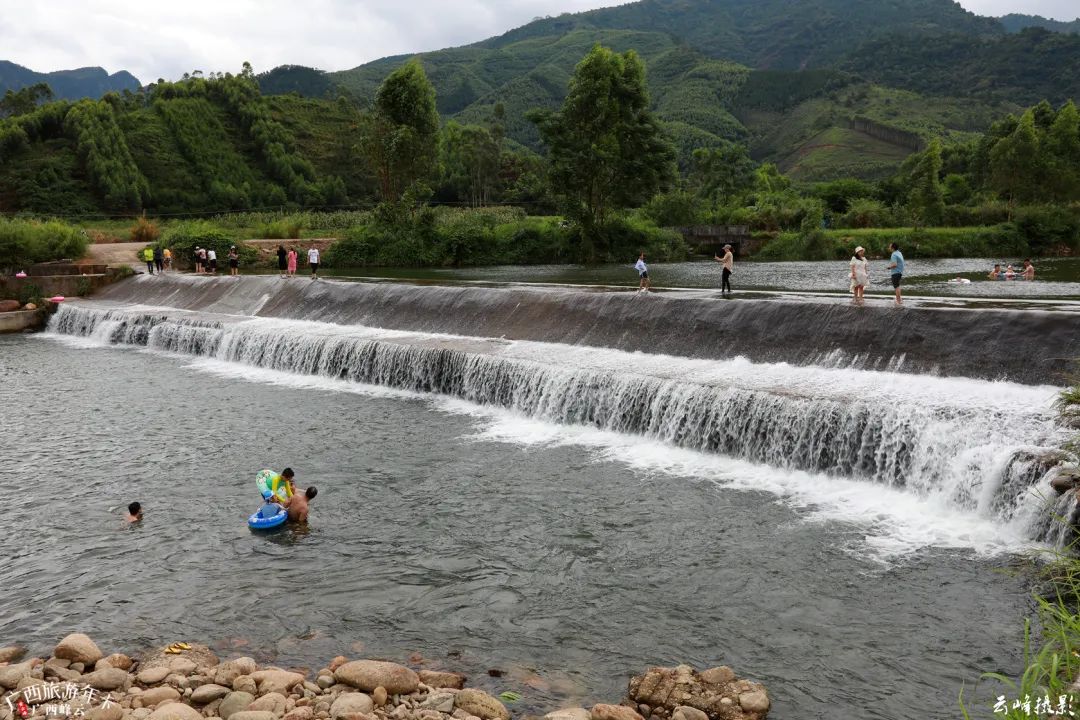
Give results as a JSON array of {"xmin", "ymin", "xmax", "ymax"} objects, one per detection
[{"xmin": 318, "ymin": 258, "xmax": 1080, "ymax": 298}]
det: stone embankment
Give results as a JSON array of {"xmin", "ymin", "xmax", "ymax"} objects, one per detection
[{"xmin": 0, "ymin": 636, "xmax": 770, "ymax": 720}]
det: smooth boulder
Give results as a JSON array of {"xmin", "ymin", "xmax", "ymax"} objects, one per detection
[
  {"xmin": 140, "ymin": 687, "xmax": 183, "ymax": 707},
  {"xmin": 54, "ymin": 633, "xmax": 104, "ymax": 666},
  {"xmin": 0, "ymin": 300, "xmax": 22, "ymax": 313},
  {"xmin": 229, "ymin": 712, "xmax": 279, "ymax": 720},
  {"xmin": 590, "ymin": 705, "xmax": 644, "ymax": 720},
  {"xmin": 0, "ymin": 647, "xmax": 26, "ymax": 664},
  {"xmin": 251, "ymin": 670, "xmax": 305, "ymax": 695},
  {"xmin": 333, "ymin": 661, "xmax": 418, "ymax": 695},
  {"xmin": 138, "ymin": 667, "xmax": 172, "ymax": 685},
  {"xmin": 247, "ymin": 693, "xmax": 288, "ymax": 717},
  {"xmin": 544, "ymin": 709, "xmax": 591, "ymax": 720},
  {"xmin": 454, "ymin": 690, "xmax": 510, "ymax": 720},
  {"xmin": 191, "ymin": 684, "xmax": 232, "ymax": 704},
  {"xmin": 81, "ymin": 667, "xmax": 130, "ymax": 691},
  {"xmin": 330, "ymin": 693, "xmax": 374, "ymax": 719},
  {"xmin": 146, "ymin": 703, "xmax": 204, "ymax": 720},
  {"xmin": 219, "ymin": 692, "xmax": 256, "ymax": 720}
]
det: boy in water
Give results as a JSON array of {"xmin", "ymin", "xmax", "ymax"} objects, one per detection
[
  {"xmin": 126, "ymin": 502, "xmax": 142, "ymax": 523},
  {"xmin": 283, "ymin": 487, "xmax": 318, "ymax": 524}
]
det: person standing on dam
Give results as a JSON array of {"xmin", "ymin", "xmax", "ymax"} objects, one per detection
[
  {"xmin": 887, "ymin": 242, "xmax": 905, "ymax": 305},
  {"xmin": 635, "ymin": 252, "xmax": 650, "ymax": 292},
  {"xmin": 309, "ymin": 246, "xmax": 321, "ymax": 279},
  {"xmin": 714, "ymin": 244, "xmax": 734, "ymax": 294}
]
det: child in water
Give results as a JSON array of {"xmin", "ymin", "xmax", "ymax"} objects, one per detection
[
  {"xmin": 282, "ymin": 487, "xmax": 318, "ymax": 524},
  {"xmin": 126, "ymin": 502, "xmax": 142, "ymax": 523}
]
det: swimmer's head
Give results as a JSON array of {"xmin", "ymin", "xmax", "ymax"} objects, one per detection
[
  {"xmin": 306, "ymin": 487, "xmax": 318, "ymax": 500},
  {"xmin": 282, "ymin": 468, "xmax": 295, "ymax": 479},
  {"xmin": 128, "ymin": 502, "xmax": 141, "ymax": 516}
]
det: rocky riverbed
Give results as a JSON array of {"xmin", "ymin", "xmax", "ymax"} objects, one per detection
[{"xmin": 0, "ymin": 636, "xmax": 769, "ymax": 720}]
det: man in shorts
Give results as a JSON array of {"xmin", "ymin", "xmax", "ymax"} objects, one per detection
[
  {"xmin": 887, "ymin": 242, "xmax": 905, "ymax": 305},
  {"xmin": 308, "ymin": 246, "xmax": 321, "ymax": 280},
  {"xmin": 634, "ymin": 252, "xmax": 649, "ymax": 292},
  {"xmin": 282, "ymin": 487, "xmax": 318, "ymax": 524},
  {"xmin": 207, "ymin": 248, "xmax": 218, "ymax": 274}
]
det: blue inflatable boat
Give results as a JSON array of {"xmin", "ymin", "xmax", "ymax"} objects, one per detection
[{"xmin": 248, "ymin": 503, "xmax": 288, "ymax": 530}]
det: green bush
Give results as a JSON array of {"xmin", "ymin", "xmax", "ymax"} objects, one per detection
[
  {"xmin": 257, "ymin": 220, "xmax": 304, "ymax": 239},
  {"xmin": 159, "ymin": 220, "xmax": 257, "ymax": 269},
  {"xmin": 0, "ymin": 218, "xmax": 89, "ymax": 273},
  {"xmin": 572, "ymin": 216, "xmax": 688, "ymax": 263},
  {"xmin": 1013, "ymin": 206, "xmax": 1080, "ymax": 254},
  {"xmin": 640, "ymin": 190, "xmax": 703, "ymax": 227}
]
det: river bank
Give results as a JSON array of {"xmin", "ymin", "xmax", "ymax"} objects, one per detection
[{"xmin": 0, "ymin": 636, "xmax": 770, "ymax": 720}]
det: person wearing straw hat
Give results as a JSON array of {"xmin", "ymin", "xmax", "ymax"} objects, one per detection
[
  {"xmin": 850, "ymin": 246, "xmax": 869, "ymax": 304},
  {"xmin": 714, "ymin": 244, "xmax": 735, "ymax": 294}
]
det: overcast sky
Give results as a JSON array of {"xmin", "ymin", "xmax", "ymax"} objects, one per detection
[{"xmin": 1, "ymin": 0, "xmax": 1077, "ymax": 82}]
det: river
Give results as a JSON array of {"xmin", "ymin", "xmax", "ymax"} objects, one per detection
[{"xmin": 2, "ymin": 275, "xmax": 1074, "ymax": 720}]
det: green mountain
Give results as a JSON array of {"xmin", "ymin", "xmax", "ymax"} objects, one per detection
[
  {"xmin": 1000, "ymin": 13, "xmax": 1080, "ymax": 34},
  {"xmin": 0, "ymin": 61, "xmax": 141, "ymax": 100},
  {"xmin": 328, "ymin": 0, "xmax": 1065, "ymax": 180}
]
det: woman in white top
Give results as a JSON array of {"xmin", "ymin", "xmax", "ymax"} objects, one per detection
[{"xmin": 850, "ymin": 246, "xmax": 869, "ymax": 303}]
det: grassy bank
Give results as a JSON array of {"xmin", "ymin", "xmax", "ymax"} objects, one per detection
[
  {"xmin": 963, "ymin": 383, "xmax": 1080, "ymax": 719},
  {"xmin": 0, "ymin": 217, "xmax": 89, "ymax": 273}
]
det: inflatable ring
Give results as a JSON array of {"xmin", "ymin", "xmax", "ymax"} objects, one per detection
[
  {"xmin": 255, "ymin": 469, "xmax": 293, "ymax": 503},
  {"xmin": 248, "ymin": 503, "xmax": 287, "ymax": 530}
]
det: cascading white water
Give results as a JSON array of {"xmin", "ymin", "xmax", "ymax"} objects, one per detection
[{"xmin": 49, "ymin": 304, "xmax": 1075, "ymax": 543}]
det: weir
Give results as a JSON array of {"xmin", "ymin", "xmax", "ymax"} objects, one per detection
[
  {"xmin": 49, "ymin": 293, "xmax": 1075, "ymax": 545},
  {"xmin": 87, "ymin": 274, "xmax": 1080, "ymax": 385}
]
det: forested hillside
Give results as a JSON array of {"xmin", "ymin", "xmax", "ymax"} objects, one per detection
[{"xmin": 0, "ymin": 61, "xmax": 140, "ymax": 100}]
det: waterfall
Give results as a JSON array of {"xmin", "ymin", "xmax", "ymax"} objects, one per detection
[{"xmin": 48, "ymin": 304, "xmax": 1075, "ymax": 543}]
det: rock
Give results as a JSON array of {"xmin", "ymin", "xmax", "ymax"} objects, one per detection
[
  {"xmin": 228, "ymin": 712, "xmax": 279, "ymax": 720},
  {"xmin": 698, "ymin": 667, "xmax": 735, "ymax": 686},
  {"xmin": 738, "ymin": 691, "xmax": 769, "ymax": 714},
  {"xmin": 133, "ymin": 710, "xmax": 153, "ymax": 720},
  {"xmin": 671, "ymin": 708, "xmax": 707, "ymax": 720},
  {"xmin": 0, "ymin": 661, "xmax": 39, "ymax": 690},
  {"xmin": 71, "ymin": 663, "xmax": 86, "ymax": 673},
  {"xmin": 454, "ymin": 690, "xmax": 509, "ymax": 720},
  {"xmin": 215, "ymin": 660, "xmax": 257, "ymax": 688},
  {"xmin": 22, "ymin": 303, "xmax": 37, "ymax": 311},
  {"xmin": 544, "ymin": 709, "xmax": 590, "ymax": 720},
  {"xmin": 140, "ymin": 687, "xmax": 183, "ymax": 707},
  {"xmin": 192, "ymin": 685, "xmax": 232, "ymax": 704},
  {"xmin": 168, "ymin": 659, "xmax": 198, "ymax": 676},
  {"xmin": 629, "ymin": 665, "xmax": 764, "ymax": 718},
  {"xmin": 146, "ymin": 703, "xmax": 204, "ymax": 720},
  {"xmin": 370, "ymin": 688, "xmax": 386, "ymax": 708},
  {"xmin": 251, "ymin": 671, "xmax": 305, "ymax": 696},
  {"xmin": 82, "ymin": 668, "xmax": 131, "ymax": 691},
  {"xmin": 0, "ymin": 647, "xmax": 26, "ymax": 663},
  {"xmin": 333, "ymin": 662, "xmax": 417, "ymax": 695},
  {"xmin": 420, "ymin": 693, "xmax": 455, "ymax": 714},
  {"xmin": 0, "ymin": 299, "xmax": 22, "ymax": 313},
  {"xmin": 591, "ymin": 706, "xmax": 642, "ymax": 720},
  {"xmin": 233, "ymin": 677, "xmax": 257, "ymax": 696},
  {"xmin": 139, "ymin": 646, "xmax": 219, "ymax": 673},
  {"xmin": 139, "ymin": 668, "xmax": 173, "ymax": 685},
  {"xmin": 219, "ymin": 692, "xmax": 257, "ymax": 720},
  {"xmin": 330, "ymin": 694, "xmax": 374, "ymax": 719},
  {"xmin": 102, "ymin": 654, "xmax": 135, "ymax": 671},
  {"xmin": 46, "ymin": 666, "xmax": 82, "ymax": 682},
  {"xmin": 328, "ymin": 658, "xmax": 348, "ymax": 673},
  {"xmin": 417, "ymin": 671, "xmax": 465, "ymax": 690},
  {"xmin": 316, "ymin": 677, "xmax": 335, "ymax": 691},
  {"xmin": 283, "ymin": 708, "xmax": 314, "ymax": 720},
  {"xmin": 204, "ymin": 701, "xmax": 225, "ymax": 718},
  {"xmin": 1052, "ymin": 471, "xmax": 1080, "ymax": 494},
  {"xmin": 55, "ymin": 634, "xmax": 104, "ymax": 666},
  {"xmin": 247, "ymin": 694, "xmax": 288, "ymax": 717},
  {"xmin": 45, "ymin": 657, "xmax": 72, "ymax": 669},
  {"xmin": 86, "ymin": 704, "xmax": 125, "ymax": 720}
]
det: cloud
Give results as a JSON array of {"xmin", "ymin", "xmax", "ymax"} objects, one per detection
[
  {"xmin": 1, "ymin": 0, "xmax": 1076, "ymax": 84},
  {"xmin": 0, "ymin": 0, "xmax": 633, "ymax": 83}
]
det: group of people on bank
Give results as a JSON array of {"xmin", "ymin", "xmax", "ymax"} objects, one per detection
[{"xmin": 140, "ymin": 244, "xmax": 323, "ymax": 278}]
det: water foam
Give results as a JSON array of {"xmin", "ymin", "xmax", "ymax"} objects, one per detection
[{"xmin": 45, "ymin": 303, "xmax": 1074, "ymax": 555}]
